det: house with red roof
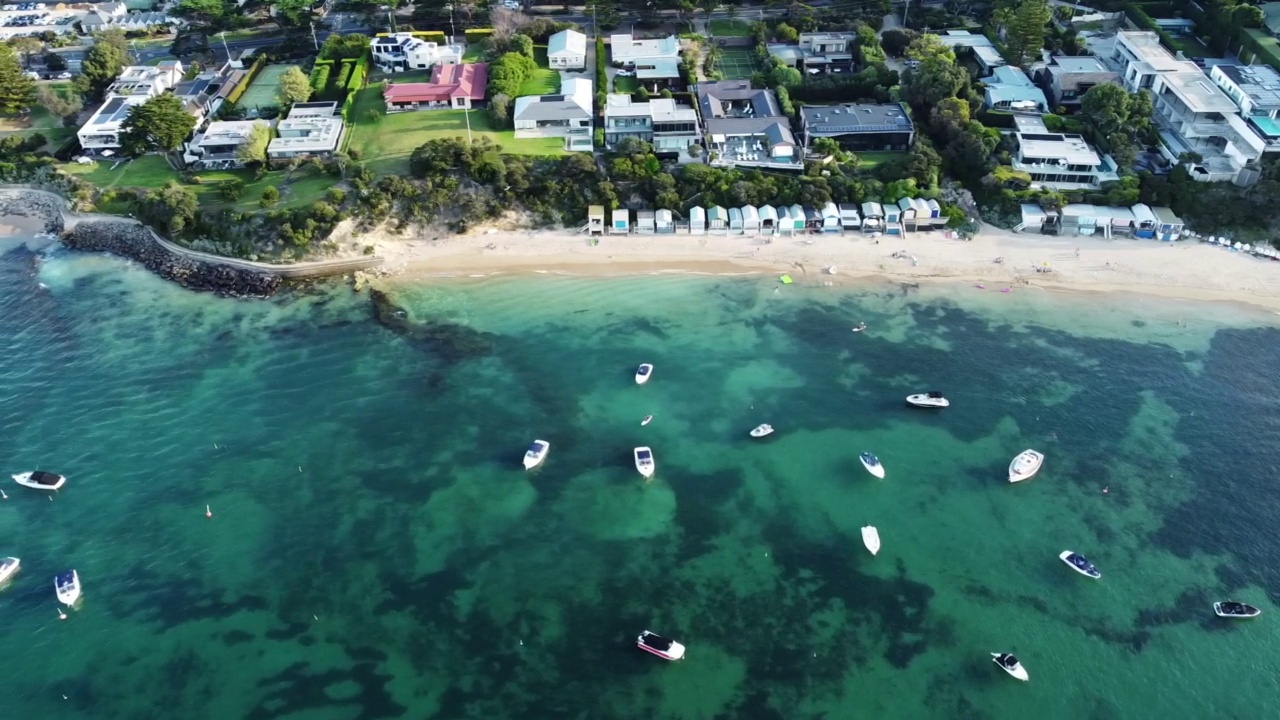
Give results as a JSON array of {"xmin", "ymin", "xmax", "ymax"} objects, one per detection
[{"xmin": 383, "ymin": 63, "xmax": 489, "ymax": 113}]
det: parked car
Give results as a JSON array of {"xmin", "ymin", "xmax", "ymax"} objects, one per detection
[
  {"xmin": 501, "ymin": 0, "xmax": 520, "ymax": 8},
  {"xmin": 56, "ymin": 71, "xmax": 71, "ymax": 79},
  {"xmin": 616, "ymin": 69, "xmax": 635, "ymax": 77}
]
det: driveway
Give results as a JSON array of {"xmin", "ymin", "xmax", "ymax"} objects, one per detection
[{"xmin": 560, "ymin": 38, "xmax": 595, "ymax": 89}]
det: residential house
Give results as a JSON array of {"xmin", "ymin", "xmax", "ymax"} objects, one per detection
[
  {"xmin": 768, "ymin": 32, "xmax": 856, "ymax": 75},
  {"xmin": 655, "ymin": 209, "xmax": 674, "ymax": 233},
  {"xmin": 117, "ymin": 11, "xmax": 177, "ymax": 31},
  {"xmin": 77, "ymin": 94, "xmax": 150, "ymax": 155},
  {"xmin": 1043, "ymin": 56, "xmax": 1120, "ymax": 110},
  {"xmin": 1264, "ymin": 3, "xmax": 1280, "ymax": 37},
  {"xmin": 547, "ymin": 29, "xmax": 587, "ymax": 70},
  {"xmin": 609, "ymin": 33, "xmax": 681, "ymax": 81},
  {"xmin": 603, "ymin": 94, "xmax": 701, "ymax": 153},
  {"xmin": 1013, "ymin": 129, "xmax": 1120, "ymax": 189},
  {"xmin": 106, "ymin": 62, "xmax": 184, "ymax": 98},
  {"xmin": 513, "ymin": 77, "xmax": 593, "ymax": 152},
  {"xmin": 610, "ymin": 209, "xmax": 630, "ymax": 234},
  {"xmin": 372, "ymin": 33, "xmax": 463, "ymax": 73},
  {"xmin": 1209, "ymin": 64, "xmax": 1280, "ymax": 153},
  {"xmin": 800, "ymin": 102, "xmax": 914, "ymax": 151},
  {"xmin": 171, "ymin": 62, "xmax": 239, "ymax": 125},
  {"xmin": 183, "ymin": 119, "xmax": 269, "ymax": 169},
  {"xmin": 982, "ymin": 66, "xmax": 1049, "ymax": 112},
  {"xmin": 267, "ymin": 103, "xmax": 343, "ymax": 160},
  {"xmin": 936, "ymin": 30, "xmax": 1005, "ymax": 73},
  {"xmin": 79, "ymin": 1, "xmax": 128, "ymax": 31},
  {"xmin": 383, "ymin": 63, "xmax": 488, "ymax": 112},
  {"xmin": 689, "ymin": 206, "xmax": 706, "ymax": 234},
  {"xmin": 697, "ymin": 80, "xmax": 800, "ymax": 169},
  {"xmin": 1111, "ymin": 31, "xmax": 1264, "ymax": 183}
]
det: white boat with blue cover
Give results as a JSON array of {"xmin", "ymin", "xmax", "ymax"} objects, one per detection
[
  {"xmin": 906, "ymin": 391, "xmax": 949, "ymax": 408},
  {"xmin": 750, "ymin": 424, "xmax": 774, "ymax": 438},
  {"xmin": 12, "ymin": 470, "xmax": 65, "ymax": 491},
  {"xmin": 1059, "ymin": 551, "xmax": 1101, "ymax": 579},
  {"xmin": 635, "ymin": 363, "xmax": 653, "ymax": 385},
  {"xmin": 0, "ymin": 557, "xmax": 19, "ymax": 585},
  {"xmin": 55, "ymin": 569, "xmax": 80, "ymax": 606},
  {"xmin": 859, "ymin": 452, "xmax": 885, "ymax": 479},
  {"xmin": 523, "ymin": 440, "xmax": 550, "ymax": 469},
  {"xmin": 634, "ymin": 447, "xmax": 655, "ymax": 478}
]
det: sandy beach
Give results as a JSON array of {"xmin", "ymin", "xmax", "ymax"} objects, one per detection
[{"xmin": 334, "ymin": 219, "xmax": 1280, "ymax": 312}]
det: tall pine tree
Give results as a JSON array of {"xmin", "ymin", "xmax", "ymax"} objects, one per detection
[
  {"xmin": 997, "ymin": 0, "xmax": 1053, "ymax": 68},
  {"xmin": 0, "ymin": 44, "xmax": 36, "ymax": 115},
  {"xmin": 119, "ymin": 94, "xmax": 196, "ymax": 156}
]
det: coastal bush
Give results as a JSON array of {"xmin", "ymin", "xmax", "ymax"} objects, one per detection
[
  {"xmin": 219, "ymin": 179, "xmax": 245, "ymax": 201},
  {"xmin": 309, "ymin": 61, "xmax": 332, "ymax": 98},
  {"xmin": 260, "ymin": 186, "xmax": 280, "ymax": 208},
  {"xmin": 319, "ymin": 34, "xmax": 371, "ymax": 61}
]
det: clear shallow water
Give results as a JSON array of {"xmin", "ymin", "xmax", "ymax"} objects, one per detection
[{"xmin": 2, "ymin": 242, "xmax": 1280, "ymax": 719}]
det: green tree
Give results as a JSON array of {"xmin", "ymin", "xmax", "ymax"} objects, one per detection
[
  {"xmin": 119, "ymin": 94, "xmax": 197, "ymax": 156},
  {"xmin": 0, "ymin": 44, "xmax": 36, "ymax": 114},
  {"xmin": 900, "ymin": 35, "xmax": 967, "ymax": 111},
  {"xmin": 272, "ymin": 0, "xmax": 316, "ymax": 27},
  {"xmin": 36, "ymin": 85, "xmax": 82, "ymax": 123},
  {"xmin": 140, "ymin": 182, "xmax": 199, "ymax": 234},
  {"xmin": 76, "ymin": 40, "xmax": 127, "ymax": 100},
  {"xmin": 260, "ymin": 185, "xmax": 281, "ymax": 207},
  {"xmin": 775, "ymin": 22, "xmax": 799, "ymax": 42},
  {"xmin": 879, "ymin": 28, "xmax": 915, "ymax": 58},
  {"xmin": 994, "ymin": 0, "xmax": 1052, "ymax": 68},
  {"xmin": 277, "ymin": 66, "xmax": 312, "ymax": 106},
  {"xmin": 10, "ymin": 37, "xmax": 43, "ymax": 68},
  {"xmin": 235, "ymin": 122, "xmax": 271, "ymax": 167},
  {"xmin": 1079, "ymin": 82, "xmax": 1152, "ymax": 166},
  {"xmin": 173, "ymin": 0, "xmax": 227, "ymax": 26},
  {"xmin": 511, "ymin": 33, "xmax": 534, "ymax": 59},
  {"xmin": 219, "ymin": 178, "xmax": 246, "ymax": 200}
]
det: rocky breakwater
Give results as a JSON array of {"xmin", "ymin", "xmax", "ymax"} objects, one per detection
[
  {"xmin": 0, "ymin": 188, "xmax": 67, "ymax": 233},
  {"xmin": 63, "ymin": 221, "xmax": 281, "ymax": 297}
]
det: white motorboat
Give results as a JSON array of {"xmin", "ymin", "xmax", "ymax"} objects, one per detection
[
  {"xmin": 859, "ymin": 452, "xmax": 885, "ymax": 479},
  {"xmin": 637, "ymin": 630, "xmax": 685, "ymax": 661},
  {"xmin": 991, "ymin": 653, "xmax": 1029, "ymax": 681},
  {"xmin": 634, "ymin": 447, "xmax": 655, "ymax": 479},
  {"xmin": 861, "ymin": 526, "xmax": 880, "ymax": 555},
  {"xmin": 1007, "ymin": 450, "xmax": 1044, "ymax": 483},
  {"xmin": 522, "ymin": 440, "xmax": 550, "ymax": 470},
  {"xmin": 906, "ymin": 391, "xmax": 950, "ymax": 408},
  {"xmin": 851, "ymin": 322, "xmax": 867, "ymax": 333},
  {"xmin": 635, "ymin": 363, "xmax": 654, "ymax": 385},
  {"xmin": 1059, "ymin": 551, "xmax": 1101, "ymax": 579},
  {"xmin": 750, "ymin": 424, "xmax": 774, "ymax": 438},
  {"xmin": 641, "ymin": 415, "xmax": 653, "ymax": 426},
  {"xmin": 1214, "ymin": 601, "xmax": 1261, "ymax": 619},
  {"xmin": 13, "ymin": 470, "xmax": 66, "ymax": 491},
  {"xmin": 55, "ymin": 570, "xmax": 80, "ymax": 606},
  {"xmin": 0, "ymin": 557, "xmax": 19, "ymax": 584}
]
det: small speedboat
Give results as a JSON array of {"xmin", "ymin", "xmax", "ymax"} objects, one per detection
[
  {"xmin": 635, "ymin": 363, "xmax": 654, "ymax": 385},
  {"xmin": 750, "ymin": 424, "xmax": 774, "ymax": 438},
  {"xmin": 1059, "ymin": 551, "xmax": 1101, "ymax": 579},
  {"xmin": 861, "ymin": 526, "xmax": 880, "ymax": 555},
  {"xmin": 0, "ymin": 557, "xmax": 19, "ymax": 584},
  {"xmin": 851, "ymin": 322, "xmax": 867, "ymax": 333},
  {"xmin": 641, "ymin": 415, "xmax": 653, "ymax": 426},
  {"xmin": 55, "ymin": 570, "xmax": 80, "ymax": 606},
  {"xmin": 859, "ymin": 452, "xmax": 885, "ymax": 479},
  {"xmin": 634, "ymin": 447, "xmax": 655, "ymax": 479},
  {"xmin": 991, "ymin": 652, "xmax": 1029, "ymax": 681},
  {"xmin": 522, "ymin": 440, "xmax": 550, "ymax": 470},
  {"xmin": 1007, "ymin": 449, "xmax": 1044, "ymax": 483},
  {"xmin": 906, "ymin": 391, "xmax": 949, "ymax": 408},
  {"xmin": 1214, "ymin": 601, "xmax": 1261, "ymax": 619},
  {"xmin": 637, "ymin": 630, "xmax": 685, "ymax": 661},
  {"xmin": 13, "ymin": 470, "xmax": 66, "ymax": 491}
]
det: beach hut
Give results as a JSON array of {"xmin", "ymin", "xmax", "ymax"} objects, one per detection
[
  {"xmin": 897, "ymin": 198, "xmax": 917, "ymax": 232},
  {"xmin": 1130, "ymin": 203, "xmax": 1157, "ymax": 239},
  {"xmin": 1153, "ymin": 206, "xmax": 1184, "ymax": 242},
  {"xmin": 912, "ymin": 199, "xmax": 931, "ymax": 230},
  {"xmin": 689, "ymin": 206, "xmax": 706, "ymax": 235},
  {"xmin": 785, "ymin": 204, "xmax": 805, "ymax": 234},
  {"xmin": 1019, "ymin": 203, "xmax": 1052, "ymax": 234},
  {"xmin": 1104, "ymin": 206, "xmax": 1135, "ymax": 237},
  {"xmin": 588, "ymin": 205, "xmax": 605, "ymax": 234},
  {"xmin": 1059, "ymin": 204, "xmax": 1101, "ymax": 236},
  {"xmin": 728, "ymin": 207, "xmax": 744, "ymax": 235},
  {"xmin": 803, "ymin": 207, "xmax": 822, "ymax": 232},
  {"xmin": 655, "ymin": 209, "xmax": 674, "ymax": 234},
  {"xmin": 636, "ymin": 209, "xmax": 656, "ymax": 234},
  {"xmin": 610, "ymin": 209, "xmax": 630, "ymax": 234},
  {"xmin": 820, "ymin": 202, "xmax": 841, "ymax": 233},
  {"xmin": 758, "ymin": 205, "xmax": 779, "ymax": 234},
  {"xmin": 861, "ymin": 201, "xmax": 884, "ymax": 233},
  {"xmin": 741, "ymin": 205, "xmax": 760, "ymax": 235},
  {"xmin": 884, "ymin": 202, "xmax": 902, "ymax": 236},
  {"xmin": 708, "ymin": 205, "xmax": 728, "ymax": 233},
  {"xmin": 925, "ymin": 198, "xmax": 943, "ymax": 227},
  {"xmin": 838, "ymin": 203, "xmax": 861, "ymax": 230}
]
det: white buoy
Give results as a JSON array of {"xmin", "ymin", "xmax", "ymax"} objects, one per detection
[
  {"xmin": 205, "ymin": 505, "xmax": 212, "ymax": 519},
  {"xmin": 1, "ymin": 489, "xmax": 7, "ymax": 499}
]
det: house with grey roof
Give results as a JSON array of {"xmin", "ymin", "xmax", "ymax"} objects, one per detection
[
  {"xmin": 767, "ymin": 32, "xmax": 856, "ymax": 76},
  {"xmin": 513, "ymin": 77, "xmax": 593, "ymax": 152},
  {"xmin": 548, "ymin": 29, "xmax": 587, "ymax": 70},
  {"xmin": 800, "ymin": 102, "xmax": 914, "ymax": 151},
  {"xmin": 609, "ymin": 33, "xmax": 681, "ymax": 80},
  {"xmin": 603, "ymin": 93, "xmax": 700, "ymax": 153},
  {"xmin": 1209, "ymin": 63, "xmax": 1280, "ymax": 153},
  {"xmin": 696, "ymin": 80, "xmax": 800, "ymax": 169},
  {"xmin": 77, "ymin": 95, "xmax": 150, "ymax": 155},
  {"xmin": 936, "ymin": 30, "xmax": 1005, "ymax": 73},
  {"xmin": 1042, "ymin": 56, "xmax": 1120, "ymax": 110},
  {"xmin": 981, "ymin": 66, "xmax": 1049, "ymax": 113}
]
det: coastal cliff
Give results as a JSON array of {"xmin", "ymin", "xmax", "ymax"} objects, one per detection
[{"xmin": 62, "ymin": 221, "xmax": 281, "ymax": 298}]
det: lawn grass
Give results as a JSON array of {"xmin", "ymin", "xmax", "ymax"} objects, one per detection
[
  {"xmin": 856, "ymin": 151, "xmax": 907, "ymax": 169},
  {"xmin": 1243, "ymin": 29, "xmax": 1280, "ymax": 72},
  {"xmin": 1167, "ymin": 35, "xmax": 1211, "ymax": 59},
  {"xmin": 61, "ymin": 155, "xmax": 177, "ymax": 189},
  {"xmin": 463, "ymin": 41, "xmax": 488, "ymax": 62},
  {"xmin": 614, "ymin": 75, "xmax": 639, "ymax": 93},
  {"xmin": 64, "ymin": 156, "xmax": 334, "ymax": 211},
  {"xmin": 709, "ymin": 19, "xmax": 753, "ymax": 37},
  {"xmin": 518, "ymin": 47, "xmax": 560, "ymax": 96},
  {"xmin": 346, "ymin": 83, "xmax": 567, "ymax": 175}
]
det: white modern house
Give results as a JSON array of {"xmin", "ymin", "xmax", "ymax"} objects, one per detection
[
  {"xmin": 105, "ymin": 62, "xmax": 184, "ymax": 98},
  {"xmin": 77, "ymin": 95, "xmax": 151, "ymax": 155},
  {"xmin": 512, "ymin": 77, "xmax": 594, "ymax": 152},
  {"xmin": 547, "ymin": 29, "xmax": 587, "ymax": 70},
  {"xmin": 267, "ymin": 103, "xmax": 343, "ymax": 160},
  {"xmin": 609, "ymin": 33, "xmax": 681, "ymax": 80},
  {"xmin": 1043, "ymin": 56, "xmax": 1120, "ymax": 110},
  {"xmin": 1209, "ymin": 63, "xmax": 1280, "ymax": 154},
  {"xmin": 1111, "ymin": 31, "xmax": 1264, "ymax": 183},
  {"xmin": 936, "ymin": 30, "xmax": 1005, "ymax": 73},
  {"xmin": 1013, "ymin": 131, "xmax": 1120, "ymax": 190},
  {"xmin": 603, "ymin": 94, "xmax": 701, "ymax": 152},
  {"xmin": 183, "ymin": 119, "xmax": 269, "ymax": 169},
  {"xmin": 371, "ymin": 33, "xmax": 463, "ymax": 73}
]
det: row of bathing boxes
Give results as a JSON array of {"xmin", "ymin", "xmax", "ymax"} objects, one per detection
[{"xmin": 587, "ymin": 199, "xmax": 949, "ymax": 236}]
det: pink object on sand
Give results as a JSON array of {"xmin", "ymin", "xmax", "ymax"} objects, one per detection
[{"xmin": 1001, "ymin": 288, "xmax": 1012, "ymax": 293}]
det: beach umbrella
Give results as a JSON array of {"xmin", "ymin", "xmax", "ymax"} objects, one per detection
[{"xmin": 1243, "ymin": 244, "xmax": 1252, "ymax": 252}]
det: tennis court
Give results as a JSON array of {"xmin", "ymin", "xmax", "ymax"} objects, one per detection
[
  {"xmin": 239, "ymin": 64, "xmax": 299, "ymax": 111},
  {"xmin": 716, "ymin": 49, "xmax": 759, "ymax": 80}
]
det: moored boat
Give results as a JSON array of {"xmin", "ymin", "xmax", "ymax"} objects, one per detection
[
  {"xmin": 1214, "ymin": 601, "xmax": 1261, "ymax": 619},
  {"xmin": 55, "ymin": 570, "xmax": 80, "ymax": 606},
  {"xmin": 750, "ymin": 423, "xmax": 774, "ymax": 438},
  {"xmin": 0, "ymin": 556, "xmax": 19, "ymax": 584},
  {"xmin": 906, "ymin": 391, "xmax": 950, "ymax": 408},
  {"xmin": 634, "ymin": 447, "xmax": 655, "ymax": 478},
  {"xmin": 859, "ymin": 452, "xmax": 885, "ymax": 479},
  {"xmin": 12, "ymin": 470, "xmax": 66, "ymax": 491},
  {"xmin": 991, "ymin": 652, "xmax": 1029, "ymax": 681},
  {"xmin": 641, "ymin": 415, "xmax": 653, "ymax": 426},
  {"xmin": 637, "ymin": 630, "xmax": 685, "ymax": 661},
  {"xmin": 522, "ymin": 440, "xmax": 550, "ymax": 470},
  {"xmin": 861, "ymin": 526, "xmax": 880, "ymax": 555},
  {"xmin": 1059, "ymin": 551, "xmax": 1101, "ymax": 579},
  {"xmin": 1007, "ymin": 450, "xmax": 1044, "ymax": 483},
  {"xmin": 635, "ymin": 363, "xmax": 654, "ymax": 385}
]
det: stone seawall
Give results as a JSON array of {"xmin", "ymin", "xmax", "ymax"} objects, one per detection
[
  {"xmin": 0, "ymin": 188, "xmax": 68, "ymax": 233},
  {"xmin": 62, "ymin": 221, "xmax": 281, "ymax": 297}
]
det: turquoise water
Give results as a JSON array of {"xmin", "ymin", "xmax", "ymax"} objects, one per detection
[{"xmin": 3, "ymin": 236, "xmax": 1280, "ymax": 719}]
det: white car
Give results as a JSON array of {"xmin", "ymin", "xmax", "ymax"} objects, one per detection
[
  {"xmin": 501, "ymin": 0, "xmax": 520, "ymax": 8},
  {"xmin": 56, "ymin": 71, "xmax": 72, "ymax": 79},
  {"xmin": 616, "ymin": 69, "xmax": 635, "ymax": 77}
]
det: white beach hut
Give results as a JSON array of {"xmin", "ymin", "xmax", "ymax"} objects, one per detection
[
  {"xmin": 635, "ymin": 209, "xmax": 656, "ymax": 234},
  {"xmin": 655, "ymin": 209, "xmax": 674, "ymax": 234},
  {"xmin": 758, "ymin": 204, "xmax": 779, "ymax": 234},
  {"xmin": 708, "ymin": 205, "xmax": 728, "ymax": 233},
  {"xmin": 728, "ymin": 206, "xmax": 744, "ymax": 234},
  {"xmin": 610, "ymin": 209, "xmax": 630, "ymax": 234},
  {"xmin": 689, "ymin": 206, "xmax": 706, "ymax": 235},
  {"xmin": 821, "ymin": 202, "xmax": 841, "ymax": 233},
  {"xmin": 741, "ymin": 205, "xmax": 761, "ymax": 234},
  {"xmin": 861, "ymin": 201, "xmax": 884, "ymax": 232},
  {"xmin": 912, "ymin": 198, "xmax": 931, "ymax": 230},
  {"xmin": 838, "ymin": 203, "xmax": 861, "ymax": 230},
  {"xmin": 897, "ymin": 197, "xmax": 917, "ymax": 232}
]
